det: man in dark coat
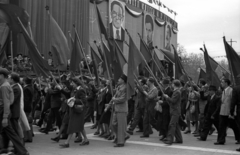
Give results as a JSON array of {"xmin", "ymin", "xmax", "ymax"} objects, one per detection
[
  {"xmin": 162, "ymin": 80, "xmax": 183, "ymax": 145},
  {"xmin": 43, "ymin": 82, "xmax": 62, "ymax": 134},
  {"xmin": 198, "ymin": 85, "xmax": 221, "ymax": 141},
  {"xmin": 230, "ymin": 85, "xmax": 240, "ymax": 152},
  {"xmin": 23, "ymin": 77, "xmax": 34, "ymax": 142},
  {"xmin": 9, "ymin": 73, "xmax": 21, "ymax": 138},
  {"xmin": 157, "ymin": 78, "xmax": 172, "ymax": 141}
]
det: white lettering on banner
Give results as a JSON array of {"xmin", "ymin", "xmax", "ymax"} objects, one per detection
[{"xmin": 138, "ymin": 0, "xmax": 176, "ymax": 21}]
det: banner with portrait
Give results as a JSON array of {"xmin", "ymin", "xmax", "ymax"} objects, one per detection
[
  {"xmin": 164, "ymin": 22, "xmax": 172, "ymax": 52},
  {"xmin": 143, "ymin": 13, "xmax": 154, "ymax": 49},
  {"xmin": 109, "ymin": 0, "xmax": 125, "ymax": 41}
]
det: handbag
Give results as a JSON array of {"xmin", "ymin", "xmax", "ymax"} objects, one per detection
[
  {"xmin": 190, "ymin": 103, "xmax": 196, "ymax": 114},
  {"xmin": 74, "ymin": 105, "xmax": 84, "ymax": 114}
]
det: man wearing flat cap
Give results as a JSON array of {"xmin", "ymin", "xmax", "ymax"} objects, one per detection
[
  {"xmin": 0, "ymin": 67, "xmax": 29, "ymax": 155},
  {"xmin": 106, "ymin": 74, "xmax": 130, "ymax": 147},
  {"xmin": 198, "ymin": 85, "xmax": 221, "ymax": 141}
]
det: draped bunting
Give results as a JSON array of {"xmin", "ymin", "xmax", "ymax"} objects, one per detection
[
  {"xmin": 125, "ymin": 4, "xmax": 143, "ymax": 17},
  {"xmin": 17, "ymin": 0, "xmax": 89, "ymax": 59},
  {"xmin": 155, "ymin": 17, "xmax": 165, "ymax": 26},
  {"xmin": 172, "ymin": 27, "xmax": 178, "ymax": 34}
]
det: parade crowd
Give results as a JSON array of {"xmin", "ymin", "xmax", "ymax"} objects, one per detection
[{"xmin": 0, "ymin": 64, "xmax": 240, "ymax": 155}]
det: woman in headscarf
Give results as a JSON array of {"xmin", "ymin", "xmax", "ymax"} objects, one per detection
[{"xmin": 59, "ymin": 78, "xmax": 89, "ymax": 148}]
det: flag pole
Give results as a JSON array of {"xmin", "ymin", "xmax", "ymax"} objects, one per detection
[
  {"xmin": 73, "ymin": 25, "xmax": 94, "ymax": 81},
  {"xmin": 10, "ymin": 31, "xmax": 14, "ymax": 72},
  {"xmin": 94, "ymin": 1, "xmax": 113, "ymax": 95}
]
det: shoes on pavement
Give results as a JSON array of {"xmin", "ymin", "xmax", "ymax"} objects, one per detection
[
  {"xmin": 194, "ymin": 134, "xmax": 200, "ymax": 137},
  {"xmin": 114, "ymin": 144, "xmax": 124, "ymax": 147},
  {"xmin": 197, "ymin": 137, "xmax": 206, "ymax": 141},
  {"xmin": 90, "ymin": 125, "xmax": 97, "ymax": 129},
  {"xmin": 127, "ymin": 130, "xmax": 133, "ymax": 135},
  {"xmin": 235, "ymin": 141, "xmax": 240, "ymax": 144},
  {"xmin": 140, "ymin": 135, "xmax": 149, "ymax": 138},
  {"xmin": 79, "ymin": 141, "xmax": 89, "ymax": 146},
  {"xmin": 93, "ymin": 131, "xmax": 100, "ymax": 135},
  {"xmin": 51, "ymin": 137, "xmax": 60, "ymax": 142},
  {"xmin": 163, "ymin": 141, "xmax": 172, "ymax": 145},
  {"xmin": 214, "ymin": 142, "xmax": 224, "ymax": 145},
  {"xmin": 236, "ymin": 148, "xmax": 240, "ymax": 152},
  {"xmin": 184, "ymin": 130, "xmax": 191, "ymax": 134},
  {"xmin": 74, "ymin": 138, "xmax": 83, "ymax": 143},
  {"xmin": 173, "ymin": 141, "xmax": 183, "ymax": 144},
  {"xmin": 136, "ymin": 130, "xmax": 143, "ymax": 133},
  {"xmin": 192, "ymin": 131, "xmax": 198, "ymax": 134},
  {"xmin": 159, "ymin": 136, "xmax": 166, "ymax": 141},
  {"xmin": 125, "ymin": 135, "xmax": 130, "ymax": 142},
  {"xmin": 59, "ymin": 143, "xmax": 69, "ymax": 148},
  {"xmin": 209, "ymin": 128, "xmax": 215, "ymax": 135}
]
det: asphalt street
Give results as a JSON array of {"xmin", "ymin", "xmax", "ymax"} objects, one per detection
[{"xmin": 18, "ymin": 123, "xmax": 240, "ymax": 155}]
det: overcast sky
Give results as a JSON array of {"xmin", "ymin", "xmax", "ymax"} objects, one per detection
[{"xmin": 162, "ymin": 0, "xmax": 240, "ymax": 58}]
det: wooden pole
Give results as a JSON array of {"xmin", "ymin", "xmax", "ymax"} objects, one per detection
[{"xmin": 10, "ymin": 31, "xmax": 14, "ymax": 72}]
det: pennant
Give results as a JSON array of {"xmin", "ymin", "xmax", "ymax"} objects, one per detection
[
  {"xmin": 48, "ymin": 12, "xmax": 70, "ymax": 70},
  {"xmin": 223, "ymin": 37, "xmax": 240, "ymax": 86},
  {"xmin": 18, "ymin": 18, "xmax": 52, "ymax": 78},
  {"xmin": 203, "ymin": 44, "xmax": 220, "ymax": 87},
  {"xmin": 69, "ymin": 34, "xmax": 83, "ymax": 72},
  {"xmin": 0, "ymin": 4, "xmax": 29, "ymax": 33}
]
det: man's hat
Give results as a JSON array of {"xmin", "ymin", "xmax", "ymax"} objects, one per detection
[
  {"xmin": 0, "ymin": 67, "xmax": 9, "ymax": 77},
  {"xmin": 120, "ymin": 74, "xmax": 127, "ymax": 83},
  {"xmin": 208, "ymin": 85, "xmax": 217, "ymax": 91},
  {"xmin": 162, "ymin": 78, "xmax": 170, "ymax": 85}
]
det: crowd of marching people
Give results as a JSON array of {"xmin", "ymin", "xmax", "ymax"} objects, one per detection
[{"xmin": 0, "ymin": 65, "xmax": 240, "ymax": 155}]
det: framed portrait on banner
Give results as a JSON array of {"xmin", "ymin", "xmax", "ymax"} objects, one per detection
[
  {"xmin": 164, "ymin": 23, "xmax": 172, "ymax": 52},
  {"xmin": 143, "ymin": 13, "xmax": 154, "ymax": 49},
  {"xmin": 109, "ymin": 0, "xmax": 125, "ymax": 41}
]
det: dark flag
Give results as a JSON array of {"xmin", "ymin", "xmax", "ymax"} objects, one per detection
[
  {"xmin": 197, "ymin": 68, "xmax": 207, "ymax": 84},
  {"xmin": 223, "ymin": 37, "xmax": 240, "ymax": 85},
  {"xmin": 113, "ymin": 40, "xmax": 127, "ymax": 81},
  {"xmin": 203, "ymin": 44, "xmax": 221, "ymax": 87},
  {"xmin": 90, "ymin": 47, "xmax": 101, "ymax": 86},
  {"xmin": 48, "ymin": 12, "xmax": 70, "ymax": 70},
  {"xmin": 96, "ymin": 5, "xmax": 108, "ymax": 41},
  {"xmin": 172, "ymin": 45, "xmax": 188, "ymax": 81},
  {"xmin": 139, "ymin": 35, "xmax": 152, "ymax": 62},
  {"xmin": 18, "ymin": 18, "xmax": 52, "ymax": 78},
  {"xmin": 127, "ymin": 33, "xmax": 143, "ymax": 100},
  {"xmin": 0, "ymin": 4, "xmax": 29, "ymax": 32},
  {"xmin": 152, "ymin": 51, "xmax": 167, "ymax": 77},
  {"xmin": 0, "ymin": 39, "xmax": 8, "ymax": 66},
  {"xmin": 69, "ymin": 33, "xmax": 83, "ymax": 72}
]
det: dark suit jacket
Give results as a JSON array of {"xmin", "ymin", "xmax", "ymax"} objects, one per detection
[
  {"xmin": 48, "ymin": 88, "xmax": 62, "ymax": 109},
  {"xmin": 166, "ymin": 88, "xmax": 181, "ymax": 116},
  {"xmin": 98, "ymin": 89, "xmax": 112, "ymax": 114},
  {"xmin": 10, "ymin": 84, "xmax": 21, "ymax": 119},
  {"xmin": 109, "ymin": 23, "xmax": 125, "ymax": 41},
  {"xmin": 204, "ymin": 94, "xmax": 221, "ymax": 119},
  {"xmin": 162, "ymin": 87, "xmax": 173, "ymax": 110},
  {"xmin": 231, "ymin": 85, "xmax": 240, "ymax": 115},
  {"xmin": 23, "ymin": 84, "xmax": 34, "ymax": 113}
]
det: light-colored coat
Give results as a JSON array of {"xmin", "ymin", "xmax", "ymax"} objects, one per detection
[
  {"xmin": 220, "ymin": 86, "xmax": 232, "ymax": 116},
  {"xmin": 113, "ymin": 84, "xmax": 128, "ymax": 113}
]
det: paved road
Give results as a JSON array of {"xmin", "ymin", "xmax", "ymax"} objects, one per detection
[{"xmin": 18, "ymin": 123, "xmax": 240, "ymax": 155}]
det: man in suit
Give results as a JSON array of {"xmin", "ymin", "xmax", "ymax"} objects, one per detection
[
  {"xmin": 9, "ymin": 73, "xmax": 22, "ymax": 139},
  {"xmin": 215, "ymin": 79, "xmax": 239, "ymax": 145},
  {"xmin": 230, "ymin": 85, "xmax": 240, "ymax": 152},
  {"xmin": 109, "ymin": 0, "xmax": 125, "ymax": 41},
  {"xmin": 157, "ymin": 78, "xmax": 173, "ymax": 141},
  {"xmin": 198, "ymin": 85, "xmax": 221, "ymax": 141},
  {"xmin": 106, "ymin": 74, "xmax": 129, "ymax": 147},
  {"xmin": 0, "ymin": 68, "xmax": 29, "ymax": 155},
  {"xmin": 23, "ymin": 77, "xmax": 34, "ymax": 142},
  {"xmin": 162, "ymin": 80, "xmax": 183, "ymax": 145}
]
